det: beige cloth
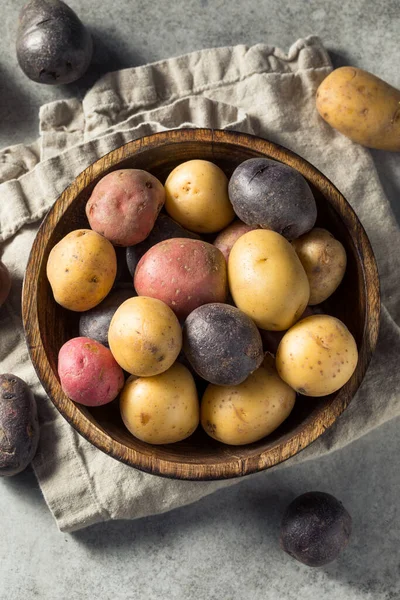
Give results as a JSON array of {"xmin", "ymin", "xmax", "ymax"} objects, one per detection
[{"xmin": 1, "ymin": 36, "xmax": 399, "ymax": 532}]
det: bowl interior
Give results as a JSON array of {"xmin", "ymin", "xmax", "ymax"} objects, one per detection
[{"xmin": 24, "ymin": 130, "xmax": 379, "ymax": 479}]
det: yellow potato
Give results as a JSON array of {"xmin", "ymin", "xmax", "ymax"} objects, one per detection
[
  {"xmin": 201, "ymin": 366, "xmax": 296, "ymax": 445},
  {"xmin": 316, "ymin": 66, "xmax": 400, "ymax": 151},
  {"xmin": 276, "ymin": 315, "xmax": 358, "ymax": 397},
  {"xmin": 108, "ymin": 296, "xmax": 182, "ymax": 376},
  {"xmin": 164, "ymin": 159, "xmax": 235, "ymax": 233},
  {"xmin": 46, "ymin": 229, "xmax": 116, "ymax": 312},
  {"xmin": 228, "ymin": 229, "xmax": 310, "ymax": 331},
  {"xmin": 292, "ymin": 228, "xmax": 347, "ymax": 305},
  {"xmin": 120, "ymin": 363, "xmax": 199, "ymax": 444}
]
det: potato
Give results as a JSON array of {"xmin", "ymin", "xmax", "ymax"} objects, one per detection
[
  {"xmin": 86, "ymin": 169, "xmax": 165, "ymax": 247},
  {"xmin": 281, "ymin": 491, "xmax": 352, "ymax": 567},
  {"xmin": 134, "ymin": 239, "xmax": 227, "ymax": 320},
  {"xmin": 17, "ymin": 0, "xmax": 92, "ymax": 85},
  {"xmin": 228, "ymin": 230, "xmax": 310, "ymax": 331},
  {"xmin": 213, "ymin": 220, "xmax": 257, "ymax": 262},
  {"xmin": 165, "ymin": 160, "xmax": 235, "ymax": 233},
  {"xmin": 79, "ymin": 288, "xmax": 135, "ymax": 346},
  {"xmin": 316, "ymin": 66, "xmax": 400, "ymax": 151},
  {"xmin": 276, "ymin": 315, "xmax": 358, "ymax": 397},
  {"xmin": 0, "ymin": 374, "xmax": 39, "ymax": 477},
  {"xmin": 47, "ymin": 229, "xmax": 117, "ymax": 312},
  {"xmin": 108, "ymin": 296, "xmax": 182, "ymax": 376},
  {"xmin": 201, "ymin": 366, "xmax": 296, "ymax": 445},
  {"xmin": 120, "ymin": 363, "xmax": 199, "ymax": 444},
  {"xmin": 228, "ymin": 158, "xmax": 317, "ymax": 239},
  {"xmin": 0, "ymin": 261, "xmax": 11, "ymax": 308},
  {"xmin": 126, "ymin": 213, "xmax": 200, "ymax": 277},
  {"xmin": 58, "ymin": 337, "xmax": 124, "ymax": 406},
  {"xmin": 183, "ymin": 303, "xmax": 263, "ymax": 385},
  {"xmin": 292, "ymin": 228, "xmax": 347, "ymax": 305}
]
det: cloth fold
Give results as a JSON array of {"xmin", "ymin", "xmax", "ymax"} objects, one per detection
[{"xmin": 0, "ymin": 36, "xmax": 399, "ymax": 532}]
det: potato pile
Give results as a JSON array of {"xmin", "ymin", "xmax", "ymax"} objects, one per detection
[{"xmin": 47, "ymin": 159, "xmax": 358, "ymax": 447}]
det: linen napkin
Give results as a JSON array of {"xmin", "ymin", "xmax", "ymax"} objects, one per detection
[{"xmin": 0, "ymin": 36, "xmax": 399, "ymax": 532}]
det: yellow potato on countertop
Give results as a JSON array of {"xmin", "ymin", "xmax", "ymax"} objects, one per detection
[{"xmin": 316, "ymin": 66, "xmax": 400, "ymax": 151}]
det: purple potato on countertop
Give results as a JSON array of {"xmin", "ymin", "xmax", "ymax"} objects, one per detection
[
  {"xmin": 280, "ymin": 491, "xmax": 352, "ymax": 566},
  {"xmin": 16, "ymin": 0, "xmax": 92, "ymax": 85},
  {"xmin": 228, "ymin": 158, "xmax": 317, "ymax": 240},
  {"xmin": 0, "ymin": 374, "xmax": 39, "ymax": 477}
]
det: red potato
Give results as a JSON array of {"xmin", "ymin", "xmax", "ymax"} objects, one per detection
[
  {"xmin": 134, "ymin": 238, "xmax": 227, "ymax": 320},
  {"xmin": 86, "ymin": 169, "xmax": 165, "ymax": 247},
  {"xmin": 58, "ymin": 337, "xmax": 124, "ymax": 407},
  {"xmin": 0, "ymin": 261, "xmax": 11, "ymax": 307},
  {"xmin": 213, "ymin": 220, "xmax": 257, "ymax": 262}
]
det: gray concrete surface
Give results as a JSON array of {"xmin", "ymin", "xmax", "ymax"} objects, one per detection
[{"xmin": 0, "ymin": 1, "xmax": 399, "ymax": 599}]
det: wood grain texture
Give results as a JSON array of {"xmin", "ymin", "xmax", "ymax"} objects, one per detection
[{"xmin": 21, "ymin": 129, "xmax": 380, "ymax": 480}]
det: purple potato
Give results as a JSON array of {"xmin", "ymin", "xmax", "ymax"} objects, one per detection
[
  {"xmin": 228, "ymin": 158, "xmax": 317, "ymax": 239},
  {"xmin": 183, "ymin": 303, "xmax": 263, "ymax": 386},
  {"xmin": 17, "ymin": 0, "xmax": 92, "ymax": 85},
  {"xmin": 0, "ymin": 375, "xmax": 39, "ymax": 477},
  {"xmin": 280, "ymin": 491, "xmax": 352, "ymax": 566}
]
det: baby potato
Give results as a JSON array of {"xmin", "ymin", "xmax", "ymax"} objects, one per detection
[
  {"xmin": 134, "ymin": 238, "xmax": 227, "ymax": 321},
  {"xmin": 108, "ymin": 296, "xmax": 182, "ymax": 376},
  {"xmin": 292, "ymin": 228, "xmax": 347, "ymax": 305},
  {"xmin": 165, "ymin": 159, "xmax": 235, "ymax": 233},
  {"xmin": 58, "ymin": 337, "xmax": 125, "ymax": 407},
  {"xmin": 86, "ymin": 169, "xmax": 165, "ymax": 246},
  {"xmin": 201, "ymin": 366, "xmax": 296, "ymax": 445},
  {"xmin": 47, "ymin": 229, "xmax": 117, "ymax": 312},
  {"xmin": 0, "ymin": 374, "xmax": 39, "ymax": 477},
  {"xmin": 120, "ymin": 363, "xmax": 199, "ymax": 444},
  {"xmin": 276, "ymin": 315, "xmax": 358, "ymax": 397},
  {"xmin": 316, "ymin": 66, "xmax": 400, "ymax": 151},
  {"xmin": 16, "ymin": 0, "xmax": 92, "ymax": 85},
  {"xmin": 228, "ymin": 158, "xmax": 317, "ymax": 240},
  {"xmin": 213, "ymin": 220, "xmax": 257, "ymax": 262},
  {"xmin": 183, "ymin": 303, "xmax": 264, "ymax": 386},
  {"xmin": 228, "ymin": 229, "xmax": 310, "ymax": 331}
]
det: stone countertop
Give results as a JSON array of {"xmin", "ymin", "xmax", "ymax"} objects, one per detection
[{"xmin": 1, "ymin": 1, "xmax": 399, "ymax": 599}]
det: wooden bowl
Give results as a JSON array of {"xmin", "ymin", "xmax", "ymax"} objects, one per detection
[{"xmin": 22, "ymin": 129, "xmax": 380, "ymax": 480}]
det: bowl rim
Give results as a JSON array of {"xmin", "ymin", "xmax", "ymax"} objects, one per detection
[{"xmin": 22, "ymin": 128, "xmax": 381, "ymax": 480}]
